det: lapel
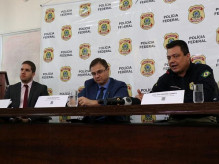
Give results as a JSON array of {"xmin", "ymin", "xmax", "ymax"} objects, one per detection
[
  {"xmin": 28, "ymin": 81, "xmax": 36, "ymax": 105},
  {"xmin": 14, "ymin": 83, "xmax": 22, "ymax": 108}
]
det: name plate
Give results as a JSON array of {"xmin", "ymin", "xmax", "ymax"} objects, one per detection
[
  {"xmin": 141, "ymin": 90, "xmax": 185, "ymax": 105},
  {"xmin": 0, "ymin": 99, "xmax": 11, "ymax": 108},
  {"xmin": 35, "ymin": 95, "xmax": 69, "ymax": 108}
]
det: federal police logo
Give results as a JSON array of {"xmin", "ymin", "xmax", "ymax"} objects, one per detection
[
  {"xmin": 98, "ymin": 19, "xmax": 111, "ymax": 36},
  {"xmin": 217, "ymin": 27, "xmax": 219, "ymax": 44},
  {"xmin": 60, "ymin": 66, "xmax": 71, "ymax": 82},
  {"xmin": 127, "ymin": 84, "xmax": 132, "ymax": 97},
  {"xmin": 201, "ymin": 70, "xmax": 211, "ymax": 78},
  {"xmin": 163, "ymin": 33, "xmax": 179, "ymax": 49},
  {"xmin": 189, "ymin": 82, "xmax": 194, "ymax": 90},
  {"xmin": 141, "ymin": 115, "xmax": 156, "ymax": 123},
  {"xmin": 79, "ymin": 3, "xmax": 91, "ymax": 17},
  {"xmin": 47, "ymin": 88, "xmax": 53, "ymax": 96},
  {"xmin": 163, "ymin": 0, "xmax": 176, "ymax": 3},
  {"xmin": 78, "ymin": 86, "xmax": 85, "ymax": 93},
  {"xmin": 61, "ymin": 25, "xmax": 72, "ymax": 41},
  {"xmin": 59, "ymin": 116, "xmax": 71, "ymax": 123},
  {"xmin": 188, "ymin": 5, "xmax": 205, "ymax": 24},
  {"xmin": 119, "ymin": 38, "xmax": 132, "ymax": 55},
  {"xmin": 79, "ymin": 43, "xmax": 91, "ymax": 60},
  {"xmin": 119, "ymin": 0, "xmax": 132, "ymax": 11},
  {"xmin": 140, "ymin": 13, "xmax": 154, "ymax": 30},
  {"xmin": 45, "ymin": 8, "xmax": 55, "ymax": 23},
  {"xmin": 43, "ymin": 48, "xmax": 54, "ymax": 63},
  {"xmin": 191, "ymin": 55, "xmax": 206, "ymax": 64},
  {"xmin": 140, "ymin": 59, "xmax": 155, "ymax": 77}
]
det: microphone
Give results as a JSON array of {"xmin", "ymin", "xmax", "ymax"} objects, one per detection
[{"xmin": 100, "ymin": 97, "xmax": 141, "ymax": 105}]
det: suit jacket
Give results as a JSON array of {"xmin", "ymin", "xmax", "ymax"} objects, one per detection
[
  {"xmin": 4, "ymin": 81, "xmax": 49, "ymax": 108},
  {"xmin": 78, "ymin": 78, "xmax": 129, "ymax": 123},
  {"xmin": 78, "ymin": 78, "xmax": 129, "ymax": 99}
]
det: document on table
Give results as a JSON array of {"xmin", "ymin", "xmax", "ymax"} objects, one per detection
[
  {"xmin": 35, "ymin": 95, "xmax": 69, "ymax": 108},
  {"xmin": 141, "ymin": 90, "xmax": 185, "ymax": 105},
  {"xmin": 0, "ymin": 99, "xmax": 11, "ymax": 108}
]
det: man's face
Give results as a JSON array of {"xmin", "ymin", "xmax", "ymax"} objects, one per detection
[
  {"xmin": 167, "ymin": 46, "xmax": 190, "ymax": 77},
  {"xmin": 91, "ymin": 63, "xmax": 109, "ymax": 86},
  {"xmin": 20, "ymin": 64, "xmax": 35, "ymax": 84}
]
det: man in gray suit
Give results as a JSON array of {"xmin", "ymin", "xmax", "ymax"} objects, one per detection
[{"xmin": 4, "ymin": 60, "xmax": 49, "ymax": 122}]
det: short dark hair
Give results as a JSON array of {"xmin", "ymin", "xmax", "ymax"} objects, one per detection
[
  {"xmin": 90, "ymin": 58, "xmax": 108, "ymax": 70},
  {"xmin": 22, "ymin": 61, "xmax": 36, "ymax": 73},
  {"xmin": 166, "ymin": 40, "xmax": 189, "ymax": 56}
]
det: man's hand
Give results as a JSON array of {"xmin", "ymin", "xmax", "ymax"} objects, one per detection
[
  {"xmin": 136, "ymin": 89, "xmax": 144, "ymax": 101},
  {"xmin": 78, "ymin": 97, "xmax": 100, "ymax": 106}
]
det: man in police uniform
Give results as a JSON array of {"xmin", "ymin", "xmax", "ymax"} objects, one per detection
[{"xmin": 137, "ymin": 40, "xmax": 219, "ymax": 122}]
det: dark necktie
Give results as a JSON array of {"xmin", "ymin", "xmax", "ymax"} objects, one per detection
[
  {"xmin": 97, "ymin": 87, "xmax": 105, "ymax": 100},
  {"xmin": 23, "ymin": 85, "xmax": 29, "ymax": 108}
]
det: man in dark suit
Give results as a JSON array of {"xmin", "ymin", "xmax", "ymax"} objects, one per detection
[
  {"xmin": 78, "ymin": 58, "xmax": 129, "ymax": 123},
  {"xmin": 4, "ymin": 60, "xmax": 49, "ymax": 122}
]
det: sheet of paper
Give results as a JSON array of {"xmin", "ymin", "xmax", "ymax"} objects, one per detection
[
  {"xmin": 0, "ymin": 99, "xmax": 11, "ymax": 108},
  {"xmin": 35, "ymin": 95, "xmax": 69, "ymax": 108},
  {"xmin": 141, "ymin": 90, "xmax": 185, "ymax": 105}
]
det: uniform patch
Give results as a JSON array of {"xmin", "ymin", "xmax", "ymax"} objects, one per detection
[
  {"xmin": 189, "ymin": 82, "xmax": 194, "ymax": 90},
  {"xmin": 201, "ymin": 70, "xmax": 211, "ymax": 78}
]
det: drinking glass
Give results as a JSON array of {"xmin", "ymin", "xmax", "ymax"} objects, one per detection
[
  {"xmin": 67, "ymin": 90, "xmax": 78, "ymax": 107},
  {"xmin": 193, "ymin": 84, "xmax": 204, "ymax": 103}
]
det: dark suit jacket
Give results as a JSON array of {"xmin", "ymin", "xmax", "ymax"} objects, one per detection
[
  {"xmin": 78, "ymin": 78, "xmax": 129, "ymax": 123},
  {"xmin": 4, "ymin": 81, "xmax": 48, "ymax": 108},
  {"xmin": 78, "ymin": 78, "xmax": 129, "ymax": 100}
]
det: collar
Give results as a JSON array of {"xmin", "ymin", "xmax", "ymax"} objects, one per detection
[
  {"xmin": 98, "ymin": 78, "xmax": 111, "ymax": 89},
  {"xmin": 21, "ymin": 81, "xmax": 33, "ymax": 88},
  {"xmin": 168, "ymin": 62, "xmax": 193, "ymax": 78}
]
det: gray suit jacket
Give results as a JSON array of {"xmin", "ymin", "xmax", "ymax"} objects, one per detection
[{"xmin": 4, "ymin": 81, "xmax": 48, "ymax": 108}]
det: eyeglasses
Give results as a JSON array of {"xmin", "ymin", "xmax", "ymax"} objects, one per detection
[{"xmin": 91, "ymin": 69, "xmax": 106, "ymax": 76}]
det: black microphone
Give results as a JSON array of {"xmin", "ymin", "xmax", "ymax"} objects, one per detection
[{"xmin": 101, "ymin": 97, "xmax": 141, "ymax": 105}]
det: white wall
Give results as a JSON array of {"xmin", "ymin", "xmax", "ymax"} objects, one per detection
[{"xmin": 0, "ymin": 0, "xmax": 77, "ymax": 34}]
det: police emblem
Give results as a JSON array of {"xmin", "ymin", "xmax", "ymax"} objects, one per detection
[
  {"xmin": 60, "ymin": 66, "xmax": 71, "ymax": 82},
  {"xmin": 163, "ymin": 0, "xmax": 176, "ymax": 3},
  {"xmin": 43, "ymin": 48, "xmax": 54, "ymax": 63},
  {"xmin": 61, "ymin": 25, "xmax": 72, "ymax": 41},
  {"xmin": 201, "ymin": 70, "xmax": 211, "ymax": 78},
  {"xmin": 163, "ymin": 33, "xmax": 179, "ymax": 49},
  {"xmin": 47, "ymin": 88, "xmax": 53, "ymax": 96},
  {"xmin": 119, "ymin": 38, "xmax": 132, "ymax": 55},
  {"xmin": 217, "ymin": 27, "xmax": 219, "ymax": 44},
  {"xmin": 98, "ymin": 19, "xmax": 111, "ymax": 36},
  {"xmin": 79, "ymin": 43, "xmax": 91, "ymax": 60},
  {"xmin": 45, "ymin": 8, "xmax": 55, "ymax": 23},
  {"xmin": 78, "ymin": 86, "xmax": 85, "ymax": 93},
  {"xmin": 140, "ymin": 13, "xmax": 154, "ymax": 30},
  {"xmin": 191, "ymin": 55, "xmax": 206, "ymax": 64},
  {"xmin": 189, "ymin": 82, "xmax": 194, "ymax": 90},
  {"xmin": 119, "ymin": 0, "xmax": 132, "ymax": 11},
  {"xmin": 141, "ymin": 115, "xmax": 156, "ymax": 123},
  {"xmin": 140, "ymin": 59, "xmax": 155, "ymax": 77},
  {"xmin": 59, "ymin": 116, "xmax": 71, "ymax": 123},
  {"xmin": 127, "ymin": 84, "xmax": 132, "ymax": 97},
  {"xmin": 79, "ymin": 3, "xmax": 91, "ymax": 17},
  {"xmin": 188, "ymin": 5, "xmax": 205, "ymax": 24}
]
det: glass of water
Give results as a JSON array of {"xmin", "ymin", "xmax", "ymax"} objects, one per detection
[
  {"xmin": 67, "ymin": 90, "xmax": 78, "ymax": 107},
  {"xmin": 193, "ymin": 84, "xmax": 204, "ymax": 103}
]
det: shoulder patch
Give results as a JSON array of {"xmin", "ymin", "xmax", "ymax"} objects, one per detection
[{"xmin": 201, "ymin": 70, "xmax": 211, "ymax": 78}]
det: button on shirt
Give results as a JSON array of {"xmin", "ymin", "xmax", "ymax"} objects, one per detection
[{"xmin": 19, "ymin": 81, "xmax": 33, "ymax": 108}]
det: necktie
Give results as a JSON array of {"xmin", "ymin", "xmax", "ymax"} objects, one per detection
[
  {"xmin": 23, "ymin": 85, "xmax": 29, "ymax": 108},
  {"xmin": 97, "ymin": 87, "xmax": 105, "ymax": 100}
]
